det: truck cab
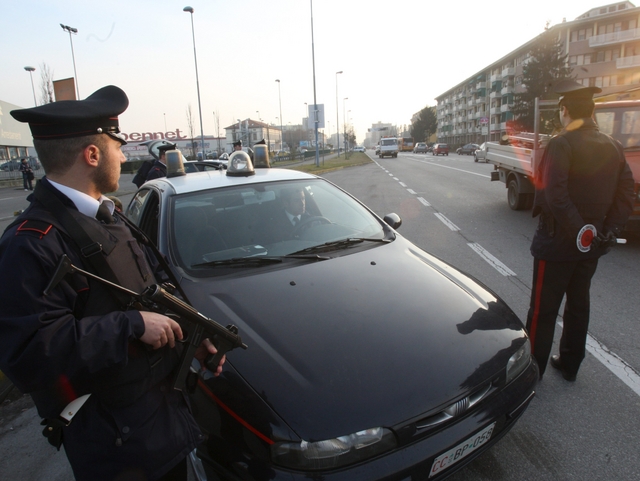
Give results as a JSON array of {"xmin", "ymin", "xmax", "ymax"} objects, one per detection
[{"xmin": 378, "ymin": 137, "xmax": 398, "ymax": 158}]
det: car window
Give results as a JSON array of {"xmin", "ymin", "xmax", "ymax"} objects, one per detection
[{"xmin": 170, "ymin": 179, "xmax": 388, "ymax": 270}]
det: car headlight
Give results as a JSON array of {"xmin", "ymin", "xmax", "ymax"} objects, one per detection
[
  {"xmin": 271, "ymin": 427, "xmax": 397, "ymax": 470},
  {"xmin": 506, "ymin": 340, "xmax": 531, "ymax": 384}
]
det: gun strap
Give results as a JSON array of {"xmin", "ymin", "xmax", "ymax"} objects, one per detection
[
  {"xmin": 117, "ymin": 211, "xmax": 191, "ymax": 304},
  {"xmin": 32, "ymin": 180, "xmax": 125, "ymax": 304}
]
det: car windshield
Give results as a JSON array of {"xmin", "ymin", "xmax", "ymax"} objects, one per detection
[
  {"xmin": 381, "ymin": 139, "xmax": 397, "ymax": 146},
  {"xmin": 170, "ymin": 179, "xmax": 389, "ymax": 271}
]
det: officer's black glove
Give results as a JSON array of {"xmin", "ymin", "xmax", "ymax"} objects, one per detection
[{"xmin": 592, "ymin": 230, "xmax": 617, "ymax": 252}]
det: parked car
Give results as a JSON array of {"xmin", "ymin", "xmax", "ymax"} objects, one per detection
[
  {"xmin": 413, "ymin": 142, "xmax": 428, "ymax": 153},
  {"xmin": 375, "ymin": 144, "xmax": 380, "ymax": 155},
  {"xmin": 457, "ymin": 143, "xmax": 480, "ymax": 155},
  {"xmin": 474, "ymin": 142, "xmax": 489, "ymax": 163},
  {"xmin": 183, "ymin": 160, "xmax": 225, "ymax": 172},
  {"xmin": 432, "ymin": 143, "xmax": 449, "ymax": 156},
  {"xmin": 354, "ymin": 146, "xmax": 365, "ymax": 152},
  {"xmin": 0, "ymin": 157, "xmax": 41, "ymax": 171},
  {"xmin": 125, "ymin": 158, "xmax": 538, "ymax": 481}
]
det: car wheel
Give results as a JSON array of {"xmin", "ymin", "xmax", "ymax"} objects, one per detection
[{"xmin": 507, "ymin": 178, "xmax": 528, "ymax": 210}]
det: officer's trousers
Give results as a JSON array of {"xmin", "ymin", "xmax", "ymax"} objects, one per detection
[{"xmin": 525, "ymin": 257, "xmax": 599, "ymax": 378}]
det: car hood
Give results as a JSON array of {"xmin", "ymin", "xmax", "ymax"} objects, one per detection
[{"xmin": 182, "ymin": 237, "xmax": 525, "ymax": 442}]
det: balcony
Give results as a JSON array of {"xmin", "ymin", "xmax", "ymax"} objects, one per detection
[
  {"xmin": 500, "ymin": 85, "xmax": 514, "ymax": 95},
  {"xmin": 617, "ymin": 55, "xmax": 640, "ymax": 69},
  {"xmin": 468, "ymin": 113, "xmax": 474, "ymax": 120},
  {"xmin": 476, "ymin": 81, "xmax": 486, "ymax": 90},
  {"xmin": 475, "ymin": 97, "xmax": 485, "ymax": 104},
  {"xmin": 500, "ymin": 104, "xmax": 513, "ymax": 113},
  {"xmin": 475, "ymin": 110, "xmax": 487, "ymax": 118},
  {"xmin": 490, "ymin": 73, "xmax": 502, "ymax": 82},
  {"xmin": 490, "ymin": 123, "xmax": 501, "ymax": 131},
  {"xmin": 490, "ymin": 107, "xmax": 502, "ymax": 115},
  {"xmin": 500, "ymin": 122, "xmax": 507, "ymax": 130},
  {"xmin": 589, "ymin": 28, "xmax": 640, "ymax": 48},
  {"xmin": 501, "ymin": 67, "xmax": 515, "ymax": 77},
  {"xmin": 467, "ymin": 99, "xmax": 475, "ymax": 107},
  {"xmin": 489, "ymin": 91, "xmax": 501, "ymax": 99}
]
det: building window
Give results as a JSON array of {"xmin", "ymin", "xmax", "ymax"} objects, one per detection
[
  {"xmin": 578, "ymin": 29, "xmax": 586, "ymax": 41},
  {"xmin": 603, "ymin": 76, "xmax": 611, "ymax": 87},
  {"xmin": 605, "ymin": 50, "xmax": 612, "ymax": 62},
  {"xmin": 571, "ymin": 31, "xmax": 578, "ymax": 42},
  {"xmin": 584, "ymin": 53, "xmax": 592, "ymax": 65},
  {"xmin": 577, "ymin": 54, "xmax": 584, "ymax": 65},
  {"xmin": 595, "ymin": 76, "xmax": 603, "ymax": 87},
  {"xmin": 569, "ymin": 55, "xmax": 577, "ymax": 65}
]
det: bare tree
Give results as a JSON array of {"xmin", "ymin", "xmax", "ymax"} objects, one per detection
[
  {"xmin": 213, "ymin": 110, "xmax": 222, "ymax": 155},
  {"xmin": 186, "ymin": 104, "xmax": 196, "ymax": 159},
  {"xmin": 39, "ymin": 63, "xmax": 55, "ymax": 104}
]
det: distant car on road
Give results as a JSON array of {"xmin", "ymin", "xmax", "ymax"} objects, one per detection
[
  {"xmin": 375, "ymin": 145, "xmax": 380, "ymax": 155},
  {"xmin": 413, "ymin": 142, "xmax": 428, "ymax": 153},
  {"xmin": 474, "ymin": 143, "xmax": 488, "ymax": 163},
  {"xmin": 457, "ymin": 143, "xmax": 479, "ymax": 155},
  {"xmin": 354, "ymin": 146, "xmax": 365, "ymax": 152},
  {"xmin": 432, "ymin": 143, "xmax": 449, "ymax": 156}
]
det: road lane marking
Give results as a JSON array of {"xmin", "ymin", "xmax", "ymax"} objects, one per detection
[
  {"xmin": 434, "ymin": 213, "xmax": 460, "ymax": 231},
  {"xmin": 407, "ymin": 189, "xmax": 416, "ymax": 194},
  {"xmin": 412, "ymin": 159, "xmax": 491, "ymax": 179},
  {"xmin": 399, "ymin": 182, "xmax": 407, "ymax": 187},
  {"xmin": 556, "ymin": 320, "xmax": 640, "ymax": 396},
  {"xmin": 467, "ymin": 243, "xmax": 517, "ymax": 276},
  {"xmin": 417, "ymin": 197, "xmax": 430, "ymax": 206}
]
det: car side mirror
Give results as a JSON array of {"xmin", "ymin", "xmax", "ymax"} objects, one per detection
[{"xmin": 383, "ymin": 213, "xmax": 402, "ymax": 230}]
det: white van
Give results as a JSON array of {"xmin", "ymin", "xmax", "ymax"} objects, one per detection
[{"xmin": 378, "ymin": 137, "xmax": 398, "ymax": 158}]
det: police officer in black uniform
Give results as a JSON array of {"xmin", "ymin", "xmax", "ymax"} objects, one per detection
[
  {"xmin": 145, "ymin": 143, "xmax": 175, "ymax": 182},
  {"xmin": 526, "ymin": 80, "xmax": 635, "ymax": 382},
  {"xmin": 0, "ymin": 86, "xmax": 224, "ymax": 481}
]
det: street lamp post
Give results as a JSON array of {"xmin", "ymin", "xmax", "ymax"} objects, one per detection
[
  {"xmin": 335, "ymin": 71, "xmax": 343, "ymax": 158},
  {"xmin": 275, "ymin": 80, "xmax": 283, "ymax": 151},
  {"xmin": 24, "ymin": 66, "xmax": 37, "ymax": 106},
  {"xmin": 183, "ymin": 6, "xmax": 206, "ymax": 161},
  {"xmin": 60, "ymin": 24, "xmax": 80, "ymax": 99}
]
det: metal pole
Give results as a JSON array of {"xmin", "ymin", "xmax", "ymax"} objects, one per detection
[
  {"xmin": 335, "ymin": 71, "xmax": 342, "ymax": 158},
  {"xmin": 310, "ymin": 0, "xmax": 320, "ymax": 167},
  {"xmin": 184, "ymin": 7, "xmax": 206, "ymax": 161},
  {"xmin": 60, "ymin": 25, "xmax": 79, "ymax": 99},
  {"xmin": 343, "ymin": 97, "xmax": 348, "ymax": 159},
  {"xmin": 24, "ymin": 66, "xmax": 37, "ymax": 106},
  {"xmin": 276, "ymin": 80, "xmax": 283, "ymax": 151}
]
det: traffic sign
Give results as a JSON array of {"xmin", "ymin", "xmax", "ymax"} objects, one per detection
[{"xmin": 479, "ymin": 117, "xmax": 489, "ymax": 125}]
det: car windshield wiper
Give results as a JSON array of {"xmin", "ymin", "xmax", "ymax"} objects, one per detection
[
  {"xmin": 192, "ymin": 256, "xmax": 283, "ymax": 268},
  {"xmin": 288, "ymin": 237, "xmax": 390, "ymax": 256}
]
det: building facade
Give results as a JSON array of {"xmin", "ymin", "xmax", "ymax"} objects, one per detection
[
  {"xmin": 0, "ymin": 99, "xmax": 35, "ymax": 165},
  {"xmin": 435, "ymin": 2, "xmax": 640, "ymax": 146}
]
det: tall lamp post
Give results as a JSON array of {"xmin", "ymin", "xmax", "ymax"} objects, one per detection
[
  {"xmin": 24, "ymin": 66, "xmax": 37, "ymax": 106},
  {"xmin": 183, "ymin": 6, "xmax": 206, "ymax": 161},
  {"xmin": 60, "ymin": 24, "xmax": 80, "ymax": 99},
  {"xmin": 275, "ymin": 79, "xmax": 283, "ymax": 151}
]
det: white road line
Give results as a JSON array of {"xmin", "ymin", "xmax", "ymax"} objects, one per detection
[
  {"xmin": 393, "ymin": 177, "xmax": 399, "ymax": 181},
  {"xmin": 434, "ymin": 213, "xmax": 460, "ymax": 231},
  {"xmin": 417, "ymin": 197, "xmax": 430, "ymax": 206},
  {"xmin": 399, "ymin": 182, "xmax": 407, "ymax": 187},
  {"xmin": 407, "ymin": 189, "xmax": 416, "ymax": 195},
  {"xmin": 413, "ymin": 159, "xmax": 491, "ymax": 179},
  {"xmin": 467, "ymin": 243, "xmax": 516, "ymax": 276},
  {"xmin": 556, "ymin": 320, "xmax": 640, "ymax": 396}
]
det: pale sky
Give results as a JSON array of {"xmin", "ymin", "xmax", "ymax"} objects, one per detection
[{"xmin": 1, "ymin": 0, "xmax": 602, "ymax": 144}]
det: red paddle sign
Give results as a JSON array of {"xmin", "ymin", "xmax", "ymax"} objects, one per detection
[{"xmin": 576, "ymin": 224, "xmax": 597, "ymax": 252}]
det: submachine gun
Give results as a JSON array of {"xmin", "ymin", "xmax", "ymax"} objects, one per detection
[{"xmin": 44, "ymin": 255, "xmax": 248, "ymax": 392}]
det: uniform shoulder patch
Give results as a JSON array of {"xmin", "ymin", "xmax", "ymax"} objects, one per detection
[{"xmin": 15, "ymin": 219, "xmax": 54, "ymax": 239}]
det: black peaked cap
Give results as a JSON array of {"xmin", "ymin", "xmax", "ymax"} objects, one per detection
[
  {"xmin": 10, "ymin": 85, "xmax": 129, "ymax": 144},
  {"xmin": 554, "ymin": 79, "xmax": 602, "ymax": 102}
]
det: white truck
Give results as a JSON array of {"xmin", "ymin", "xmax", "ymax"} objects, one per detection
[
  {"xmin": 486, "ymin": 98, "xmax": 640, "ymax": 231},
  {"xmin": 378, "ymin": 137, "xmax": 398, "ymax": 158}
]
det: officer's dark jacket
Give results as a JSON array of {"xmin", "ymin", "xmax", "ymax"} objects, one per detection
[
  {"xmin": 0, "ymin": 179, "xmax": 202, "ymax": 480},
  {"xmin": 146, "ymin": 159, "xmax": 167, "ymax": 182},
  {"xmin": 531, "ymin": 118, "xmax": 635, "ymax": 261}
]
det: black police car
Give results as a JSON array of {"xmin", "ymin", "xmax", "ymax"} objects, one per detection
[{"xmin": 126, "ymin": 155, "xmax": 538, "ymax": 481}]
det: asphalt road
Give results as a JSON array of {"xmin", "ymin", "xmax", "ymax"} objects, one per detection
[
  {"xmin": 1, "ymin": 157, "xmax": 639, "ymax": 480},
  {"xmin": 323, "ymin": 150, "xmax": 640, "ymax": 481}
]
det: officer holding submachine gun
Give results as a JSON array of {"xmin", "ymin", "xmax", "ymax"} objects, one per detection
[
  {"xmin": 526, "ymin": 80, "xmax": 635, "ymax": 383},
  {"xmin": 0, "ymin": 86, "xmax": 246, "ymax": 481}
]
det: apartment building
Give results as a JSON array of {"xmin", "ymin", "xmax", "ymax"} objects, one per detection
[{"xmin": 435, "ymin": 2, "xmax": 640, "ymax": 145}]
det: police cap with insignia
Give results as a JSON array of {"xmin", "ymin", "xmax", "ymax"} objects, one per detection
[
  {"xmin": 555, "ymin": 79, "xmax": 602, "ymax": 104},
  {"xmin": 233, "ymin": 140, "xmax": 242, "ymax": 148},
  {"xmin": 10, "ymin": 85, "xmax": 129, "ymax": 145}
]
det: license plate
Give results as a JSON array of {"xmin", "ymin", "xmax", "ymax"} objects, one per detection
[{"xmin": 429, "ymin": 422, "xmax": 495, "ymax": 478}]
